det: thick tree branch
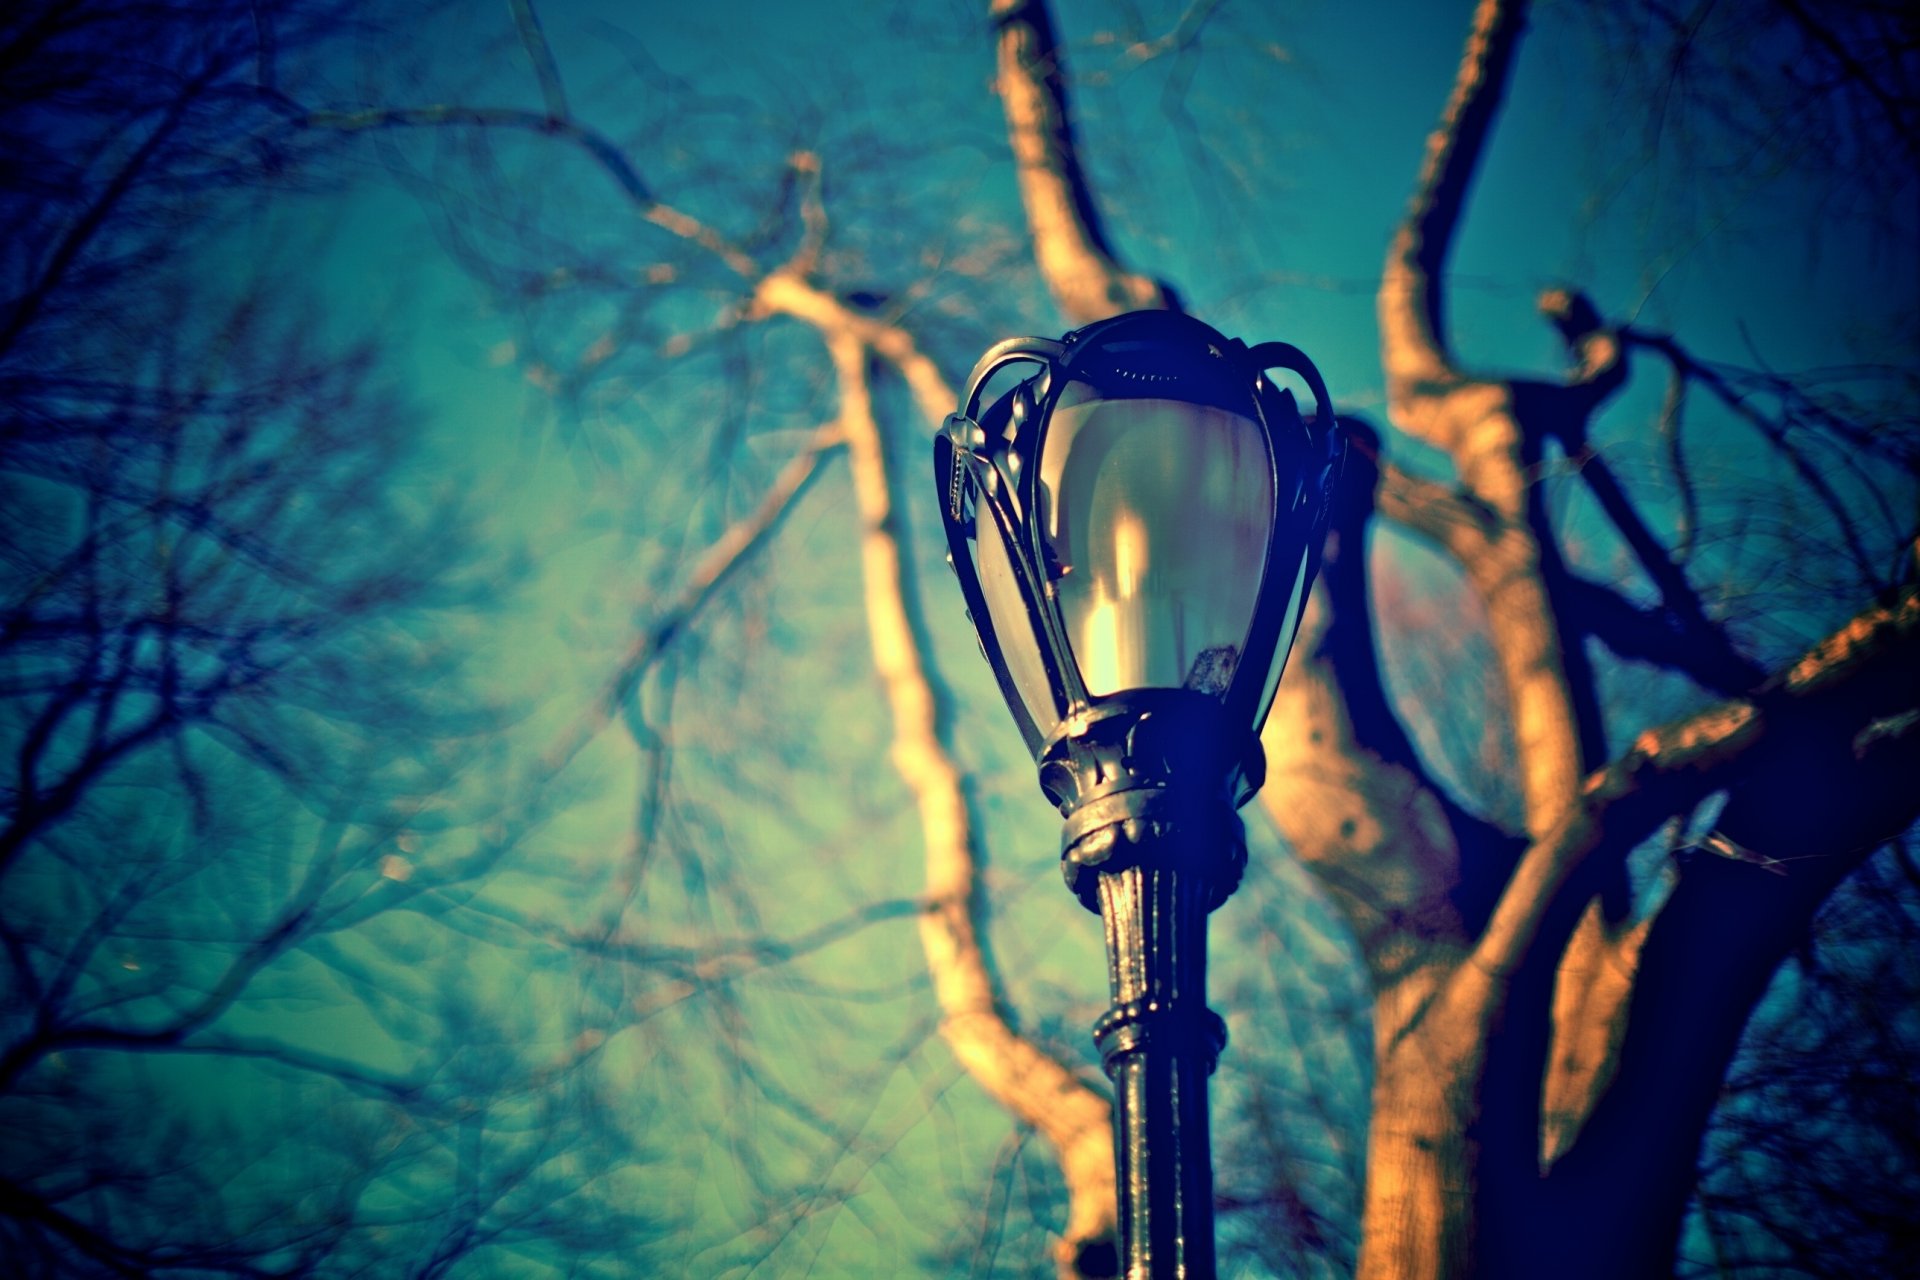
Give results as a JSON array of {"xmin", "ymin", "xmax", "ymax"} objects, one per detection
[
  {"xmin": 1563, "ymin": 574, "xmax": 1761, "ymax": 694},
  {"xmin": 1538, "ymin": 289, "xmax": 1763, "ymax": 693},
  {"xmin": 989, "ymin": 0, "xmax": 1171, "ymax": 324},
  {"xmin": 1537, "ymin": 678, "xmax": 1920, "ymax": 1277},
  {"xmin": 752, "ymin": 270, "xmax": 1118, "ymax": 1277},
  {"xmin": 0, "ymin": 1175, "xmax": 148, "ymax": 1278},
  {"xmin": 1375, "ymin": 460, "xmax": 1498, "ymax": 556},
  {"xmin": 1536, "ymin": 287, "xmax": 1627, "ymax": 413},
  {"xmin": 1262, "ymin": 423, "xmax": 1522, "ymax": 984},
  {"xmin": 1473, "ymin": 585, "xmax": 1920, "ymax": 984},
  {"xmin": 1377, "ymin": 0, "xmax": 1600, "ymax": 840},
  {"xmin": 1379, "ymin": 0, "xmax": 1527, "ymax": 413}
]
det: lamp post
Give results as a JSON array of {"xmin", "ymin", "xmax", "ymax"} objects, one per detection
[{"xmin": 933, "ymin": 310, "xmax": 1343, "ymax": 1278}]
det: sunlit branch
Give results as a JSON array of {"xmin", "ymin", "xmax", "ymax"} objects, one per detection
[
  {"xmin": 1380, "ymin": 0, "xmax": 1526, "ymax": 407},
  {"xmin": 1473, "ymin": 585, "xmax": 1920, "ymax": 982},
  {"xmin": 1539, "ymin": 629, "xmax": 1920, "ymax": 1266},
  {"xmin": 1122, "ymin": 0, "xmax": 1225, "ymax": 64},
  {"xmin": 1375, "ymin": 460, "xmax": 1498, "ymax": 556},
  {"xmin": 752, "ymin": 268, "xmax": 1120, "ymax": 1274},
  {"xmin": 786, "ymin": 150, "xmax": 828, "ymax": 280},
  {"xmin": 1373, "ymin": 0, "xmax": 1612, "ymax": 849},
  {"xmin": 989, "ymin": 0, "xmax": 1170, "ymax": 324},
  {"xmin": 1536, "ymin": 286, "xmax": 1627, "ymax": 411},
  {"xmin": 1261, "ymin": 425, "xmax": 1512, "ymax": 980}
]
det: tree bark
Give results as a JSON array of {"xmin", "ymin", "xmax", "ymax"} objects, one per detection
[
  {"xmin": 990, "ymin": 0, "xmax": 1171, "ymax": 323},
  {"xmin": 754, "ymin": 269, "xmax": 1120, "ymax": 1277}
]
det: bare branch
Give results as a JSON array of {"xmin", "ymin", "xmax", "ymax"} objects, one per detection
[
  {"xmin": 1624, "ymin": 327, "xmax": 1909, "ymax": 590},
  {"xmin": 1540, "ymin": 659, "xmax": 1920, "ymax": 1271},
  {"xmin": 1562, "ymin": 575, "xmax": 1759, "ymax": 694},
  {"xmin": 0, "ymin": 71, "xmax": 206, "ymax": 357},
  {"xmin": 1262, "ymin": 423, "xmax": 1520, "ymax": 982},
  {"xmin": 783, "ymin": 149, "xmax": 827, "ymax": 280},
  {"xmin": 577, "ymin": 897, "xmax": 923, "ymax": 1000},
  {"xmin": 508, "ymin": 0, "xmax": 570, "ymax": 120},
  {"xmin": 286, "ymin": 100, "xmax": 762, "ymax": 279},
  {"xmin": 1654, "ymin": 356, "xmax": 1699, "ymax": 562},
  {"xmin": 1564, "ymin": 448, "xmax": 1764, "ymax": 688},
  {"xmin": 1473, "ymin": 585, "xmax": 1920, "ymax": 982},
  {"xmin": 603, "ymin": 422, "xmax": 844, "ymax": 717},
  {"xmin": 752, "ymin": 270, "xmax": 1119, "ymax": 1274},
  {"xmin": 1379, "ymin": 0, "xmax": 1527, "ymax": 413},
  {"xmin": 990, "ymin": 0, "xmax": 1170, "ymax": 324}
]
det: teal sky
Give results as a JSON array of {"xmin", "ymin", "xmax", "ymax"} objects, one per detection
[
  {"xmin": 9, "ymin": 0, "xmax": 1912, "ymax": 1275},
  {"xmin": 330, "ymin": 6, "xmax": 1910, "ymax": 1270}
]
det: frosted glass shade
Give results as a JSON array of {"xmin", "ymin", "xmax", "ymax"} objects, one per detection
[{"xmin": 1032, "ymin": 384, "xmax": 1274, "ymax": 700}]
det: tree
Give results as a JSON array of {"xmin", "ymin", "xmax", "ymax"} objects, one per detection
[
  {"xmin": 301, "ymin": 0, "xmax": 1920, "ymax": 1274},
  {"xmin": 1237, "ymin": 0, "xmax": 1919, "ymax": 1275},
  {"xmin": 9, "ymin": 0, "xmax": 1917, "ymax": 1277},
  {"xmin": 0, "ymin": 2, "xmax": 656, "ymax": 1273}
]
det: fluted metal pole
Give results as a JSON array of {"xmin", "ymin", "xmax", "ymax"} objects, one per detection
[
  {"xmin": 1049, "ymin": 699, "xmax": 1254, "ymax": 1280},
  {"xmin": 1094, "ymin": 857, "xmax": 1225, "ymax": 1279}
]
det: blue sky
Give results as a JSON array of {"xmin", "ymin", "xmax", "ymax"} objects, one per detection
[{"xmin": 37, "ymin": 1, "xmax": 1905, "ymax": 1274}]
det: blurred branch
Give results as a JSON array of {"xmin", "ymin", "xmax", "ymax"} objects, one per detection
[
  {"xmin": 281, "ymin": 100, "xmax": 761, "ymax": 280},
  {"xmin": 1652, "ymin": 355, "xmax": 1698, "ymax": 562},
  {"xmin": 1562, "ymin": 575, "xmax": 1759, "ymax": 694},
  {"xmin": 0, "ymin": 68, "xmax": 208, "ymax": 358},
  {"xmin": 1475, "ymin": 584, "xmax": 1920, "ymax": 983},
  {"xmin": 603, "ymin": 421, "xmax": 844, "ymax": 717},
  {"xmin": 1625, "ymin": 327, "xmax": 1912, "ymax": 589},
  {"xmin": 0, "ymin": 1175, "xmax": 149, "ymax": 1279},
  {"xmin": 508, "ymin": 0, "xmax": 570, "ymax": 120},
  {"xmin": 989, "ymin": 0, "xmax": 1171, "ymax": 323},
  {"xmin": 785, "ymin": 149, "xmax": 827, "ymax": 280},
  {"xmin": 1538, "ymin": 602, "xmax": 1920, "ymax": 1270},
  {"xmin": 1374, "ymin": 25, "xmax": 1641, "ymax": 852},
  {"xmin": 1262, "ymin": 422, "xmax": 1520, "ymax": 984},
  {"xmin": 1563, "ymin": 445, "xmax": 1763, "ymax": 688},
  {"xmin": 1379, "ymin": 0, "xmax": 1526, "ymax": 412},
  {"xmin": 0, "ymin": 879, "xmax": 322, "ymax": 1091},
  {"xmin": 1122, "ymin": 0, "xmax": 1224, "ymax": 64},
  {"xmin": 753, "ymin": 267, "xmax": 1120, "ymax": 1276},
  {"xmin": 576, "ymin": 896, "xmax": 922, "ymax": 984}
]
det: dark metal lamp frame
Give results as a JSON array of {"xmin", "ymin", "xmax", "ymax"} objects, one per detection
[{"xmin": 933, "ymin": 311, "xmax": 1343, "ymax": 1278}]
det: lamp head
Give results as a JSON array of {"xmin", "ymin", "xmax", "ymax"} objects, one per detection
[{"xmin": 934, "ymin": 311, "xmax": 1343, "ymax": 903}]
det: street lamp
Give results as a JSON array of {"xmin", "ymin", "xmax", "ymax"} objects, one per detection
[{"xmin": 933, "ymin": 309, "xmax": 1343, "ymax": 1278}]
